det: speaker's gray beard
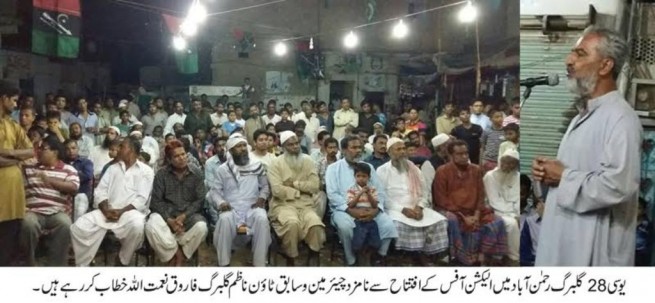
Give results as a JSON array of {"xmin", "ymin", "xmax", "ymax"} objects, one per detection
[
  {"xmin": 391, "ymin": 157, "xmax": 409, "ymax": 173},
  {"xmin": 566, "ymin": 72, "xmax": 598, "ymax": 102},
  {"xmin": 283, "ymin": 153, "xmax": 303, "ymax": 171}
]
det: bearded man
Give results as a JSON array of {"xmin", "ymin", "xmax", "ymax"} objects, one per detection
[
  {"xmin": 376, "ymin": 139, "xmax": 448, "ymax": 265},
  {"xmin": 267, "ymin": 131, "xmax": 324, "ymax": 266},
  {"xmin": 532, "ymin": 27, "xmax": 641, "ymax": 266},
  {"xmin": 484, "ymin": 149, "xmax": 520, "ymax": 263},
  {"xmin": 207, "ymin": 135, "xmax": 270, "ymax": 266},
  {"xmin": 68, "ymin": 122, "xmax": 94, "ymax": 159}
]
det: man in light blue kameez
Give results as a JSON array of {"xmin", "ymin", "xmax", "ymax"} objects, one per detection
[
  {"xmin": 325, "ymin": 135, "xmax": 398, "ymax": 266},
  {"xmin": 532, "ymin": 27, "xmax": 642, "ymax": 266}
]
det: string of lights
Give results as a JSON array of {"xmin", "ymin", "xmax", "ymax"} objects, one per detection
[{"xmin": 108, "ymin": 0, "xmax": 479, "ymax": 56}]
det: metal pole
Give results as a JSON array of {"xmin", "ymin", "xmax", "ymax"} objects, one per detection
[{"xmin": 475, "ymin": 17, "xmax": 481, "ymax": 97}]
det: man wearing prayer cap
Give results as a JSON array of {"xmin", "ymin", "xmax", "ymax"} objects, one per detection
[
  {"xmin": 376, "ymin": 139, "xmax": 449, "ymax": 265},
  {"xmin": 111, "ymin": 101, "xmax": 139, "ymax": 125},
  {"xmin": 484, "ymin": 148, "xmax": 520, "ymax": 264},
  {"xmin": 267, "ymin": 130, "xmax": 325, "ymax": 266},
  {"xmin": 207, "ymin": 134, "xmax": 270, "ymax": 266},
  {"xmin": 422, "ymin": 133, "xmax": 452, "ymax": 188},
  {"xmin": 130, "ymin": 124, "xmax": 160, "ymax": 167}
]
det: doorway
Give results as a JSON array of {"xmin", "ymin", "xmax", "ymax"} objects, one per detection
[{"xmin": 328, "ymin": 80, "xmax": 354, "ymax": 111}]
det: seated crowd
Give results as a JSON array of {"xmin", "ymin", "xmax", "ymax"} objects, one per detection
[{"xmin": 0, "ymin": 85, "xmax": 523, "ymax": 267}]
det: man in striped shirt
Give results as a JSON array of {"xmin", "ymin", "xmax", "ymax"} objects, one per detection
[{"xmin": 20, "ymin": 135, "xmax": 80, "ymax": 266}]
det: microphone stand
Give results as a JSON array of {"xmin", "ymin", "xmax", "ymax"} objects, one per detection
[
  {"xmin": 518, "ymin": 84, "xmax": 546, "ymax": 202},
  {"xmin": 520, "ymin": 85, "xmax": 533, "ymax": 109}
]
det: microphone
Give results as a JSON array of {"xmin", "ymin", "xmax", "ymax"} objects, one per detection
[{"xmin": 520, "ymin": 74, "xmax": 559, "ymax": 87}]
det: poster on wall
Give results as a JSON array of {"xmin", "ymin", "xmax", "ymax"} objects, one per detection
[{"xmin": 266, "ymin": 71, "xmax": 292, "ymax": 94}]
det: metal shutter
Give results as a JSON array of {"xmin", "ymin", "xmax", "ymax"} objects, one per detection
[{"xmin": 519, "ymin": 30, "xmax": 582, "ymax": 174}]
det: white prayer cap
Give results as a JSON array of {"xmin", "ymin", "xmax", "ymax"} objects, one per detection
[
  {"xmin": 373, "ymin": 122, "xmax": 384, "ymax": 128},
  {"xmin": 132, "ymin": 121, "xmax": 143, "ymax": 126},
  {"xmin": 226, "ymin": 136, "xmax": 247, "ymax": 150},
  {"xmin": 501, "ymin": 149, "xmax": 519, "ymax": 160},
  {"xmin": 108, "ymin": 126, "xmax": 121, "ymax": 134},
  {"xmin": 386, "ymin": 137, "xmax": 404, "ymax": 151},
  {"xmin": 431, "ymin": 133, "xmax": 450, "ymax": 148},
  {"xmin": 279, "ymin": 130, "xmax": 297, "ymax": 145},
  {"xmin": 118, "ymin": 99, "xmax": 128, "ymax": 108},
  {"xmin": 229, "ymin": 132, "xmax": 245, "ymax": 140},
  {"xmin": 129, "ymin": 130, "xmax": 142, "ymax": 137}
]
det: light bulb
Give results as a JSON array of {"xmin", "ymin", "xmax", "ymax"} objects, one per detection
[
  {"xmin": 180, "ymin": 19, "xmax": 198, "ymax": 37},
  {"xmin": 188, "ymin": 1, "xmax": 207, "ymax": 23},
  {"xmin": 274, "ymin": 42, "xmax": 287, "ymax": 56},
  {"xmin": 458, "ymin": 1, "xmax": 477, "ymax": 23},
  {"xmin": 309, "ymin": 37, "xmax": 314, "ymax": 50},
  {"xmin": 344, "ymin": 31, "xmax": 358, "ymax": 49},
  {"xmin": 173, "ymin": 36, "xmax": 187, "ymax": 50},
  {"xmin": 392, "ymin": 19, "xmax": 408, "ymax": 39}
]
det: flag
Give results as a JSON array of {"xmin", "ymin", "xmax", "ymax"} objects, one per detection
[
  {"xmin": 32, "ymin": 0, "xmax": 81, "ymax": 58},
  {"xmin": 162, "ymin": 13, "xmax": 198, "ymax": 74}
]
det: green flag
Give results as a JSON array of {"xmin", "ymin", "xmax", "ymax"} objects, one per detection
[
  {"xmin": 175, "ymin": 45, "xmax": 198, "ymax": 74},
  {"xmin": 32, "ymin": 0, "xmax": 81, "ymax": 58}
]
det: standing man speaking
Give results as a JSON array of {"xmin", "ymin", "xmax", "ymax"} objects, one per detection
[{"xmin": 532, "ymin": 27, "xmax": 641, "ymax": 266}]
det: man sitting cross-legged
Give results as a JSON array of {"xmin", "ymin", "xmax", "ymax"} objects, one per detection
[{"xmin": 377, "ymin": 138, "xmax": 449, "ymax": 265}]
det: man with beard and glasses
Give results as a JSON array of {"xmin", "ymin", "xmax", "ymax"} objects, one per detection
[
  {"xmin": 89, "ymin": 126, "xmax": 121, "ymax": 179},
  {"xmin": 484, "ymin": 149, "xmax": 520, "ymax": 264},
  {"xmin": 267, "ymin": 131, "xmax": 325, "ymax": 266},
  {"xmin": 377, "ymin": 139, "xmax": 448, "ymax": 265},
  {"xmin": 208, "ymin": 136, "xmax": 270, "ymax": 266},
  {"xmin": 68, "ymin": 122, "xmax": 94, "ymax": 159},
  {"xmin": 532, "ymin": 27, "xmax": 641, "ymax": 266},
  {"xmin": 146, "ymin": 140, "xmax": 208, "ymax": 266},
  {"xmin": 204, "ymin": 136, "xmax": 228, "ymax": 227},
  {"xmin": 325, "ymin": 136, "xmax": 397, "ymax": 266},
  {"xmin": 434, "ymin": 140, "xmax": 507, "ymax": 266}
]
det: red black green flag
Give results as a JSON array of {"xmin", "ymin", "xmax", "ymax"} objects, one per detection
[{"xmin": 32, "ymin": 0, "xmax": 81, "ymax": 58}]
